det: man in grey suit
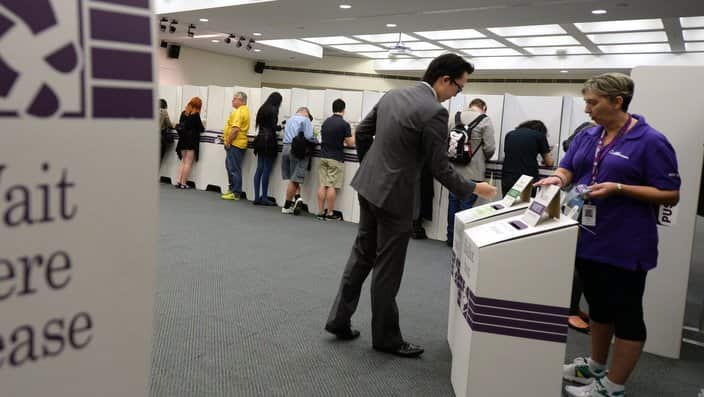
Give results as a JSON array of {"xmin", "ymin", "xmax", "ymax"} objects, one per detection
[{"xmin": 325, "ymin": 54, "xmax": 497, "ymax": 357}]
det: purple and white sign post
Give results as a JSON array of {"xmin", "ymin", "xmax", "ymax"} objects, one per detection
[{"xmin": 0, "ymin": 1, "xmax": 157, "ymax": 396}]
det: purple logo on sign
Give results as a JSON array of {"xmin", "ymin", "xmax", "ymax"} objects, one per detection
[{"xmin": 0, "ymin": 0, "xmax": 153, "ymax": 119}]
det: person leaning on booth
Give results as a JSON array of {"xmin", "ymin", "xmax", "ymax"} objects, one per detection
[
  {"xmin": 174, "ymin": 97, "xmax": 205, "ymax": 189},
  {"xmin": 535, "ymin": 72, "xmax": 681, "ymax": 397}
]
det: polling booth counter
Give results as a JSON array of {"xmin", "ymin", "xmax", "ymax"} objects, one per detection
[
  {"xmin": 448, "ymin": 175, "xmax": 534, "ymax": 354},
  {"xmin": 451, "ymin": 185, "xmax": 578, "ymax": 397}
]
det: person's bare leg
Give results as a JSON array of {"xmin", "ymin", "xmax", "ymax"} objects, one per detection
[
  {"xmin": 286, "ymin": 181, "xmax": 298, "ymax": 202},
  {"xmin": 327, "ymin": 187, "xmax": 337, "ymax": 214},
  {"xmin": 607, "ymin": 338, "xmax": 644, "ymax": 385},
  {"xmin": 317, "ymin": 186, "xmax": 327, "ymax": 214},
  {"xmin": 590, "ymin": 321, "xmax": 614, "ymax": 365},
  {"xmin": 181, "ymin": 150, "xmax": 194, "ymax": 185}
]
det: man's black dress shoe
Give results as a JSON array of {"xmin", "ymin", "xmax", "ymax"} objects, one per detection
[
  {"xmin": 373, "ymin": 341, "xmax": 424, "ymax": 358},
  {"xmin": 324, "ymin": 325, "xmax": 361, "ymax": 340}
]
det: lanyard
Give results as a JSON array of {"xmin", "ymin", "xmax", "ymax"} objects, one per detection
[{"xmin": 590, "ymin": 115, "xmax": 631, "ymax": 185}]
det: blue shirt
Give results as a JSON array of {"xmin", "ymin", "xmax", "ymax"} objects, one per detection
[
  {"xmin": 283, "ymin": 114, "xmax": 315, "ymax": 144},
  {"xmin": 559, "ymin": 114, "xmax": 680, "ymax": 271}
]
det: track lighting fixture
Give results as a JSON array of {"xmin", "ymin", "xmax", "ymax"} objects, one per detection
[
  {"xmin": 159, "ymin": 17, "xmax": 167, "ymax": 32},
  {"xmin": 168, "ymin": 19, "xmax": 177, "ymax": 34},
  {"xmin": 225, "ymin": 34, "xmax": 235, "ymax": 44},
  {"xmin": 187, "ymin": 24, "xmax": 196, "ymax": 38}
]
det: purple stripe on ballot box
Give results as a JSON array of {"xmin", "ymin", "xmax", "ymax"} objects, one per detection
[
  {"xmin": 467, "ymin": 289, "xmax": 568, "ymax": 324},
  {"xmin": 90, "ymin": 0, "xmax": 149, "ymax": 8},
  {"xmin": 91, "ymin": 48, "xmax": 152, "ymax": 81},
  {"xmin": 463, "ymin": 310, "xmax": 568, "ymax": 344},
  {"xmin": 90, "ymin": 9, "xmax": 150, "ymax": 45},
  {"xmin": 469, "ymin": 287, "xmax": 569, "ymax": 316},
  {"xmin": 465, "ymin": 294, "xmax": 567, "ymax": 334},
  {"xmin": 92, "ymin": 87, "xmax": 152, "ymax": 118}
]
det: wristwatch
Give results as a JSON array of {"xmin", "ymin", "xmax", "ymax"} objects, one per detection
[{"xmin": 616, "ymin": 183, "xmax": 623, "ymax": 193}]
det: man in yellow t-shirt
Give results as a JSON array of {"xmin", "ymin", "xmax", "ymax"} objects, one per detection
[{"xmin": 222, "ymin": 92, "xmax": 250, "ymax": 200}]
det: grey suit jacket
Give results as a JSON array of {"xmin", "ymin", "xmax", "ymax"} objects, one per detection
[{"xmin": 351, "ymin": 82, "xmax": 476, "ymax": 218}]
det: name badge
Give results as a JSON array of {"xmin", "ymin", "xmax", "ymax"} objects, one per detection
[{"xmin": 582, "ymin": 204, "xmax": 597, "ymax": 227}]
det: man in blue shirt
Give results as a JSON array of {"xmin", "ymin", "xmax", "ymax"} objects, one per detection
[
  {"xmin": 281, "ymin": 107, "xmax": 316, "ymax": 214},
  {"xmin": 317, "ymin": 99, "xmax": 354, "ymax": 220}
]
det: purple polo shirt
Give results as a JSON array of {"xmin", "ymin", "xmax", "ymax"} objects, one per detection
[{"xmin": 559, "ymin": 114, "xmax": 680, "ymax": 271}]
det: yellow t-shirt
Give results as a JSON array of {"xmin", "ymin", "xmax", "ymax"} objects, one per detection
[{"xmin": 223, "ymin": 105, "xmax": 250, "ymax": 149}]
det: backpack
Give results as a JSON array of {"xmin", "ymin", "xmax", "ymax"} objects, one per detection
[
  {"xmin": 448, "ymin": 112, "xmax": 487, "ymax": 164},
  {"xmin": 290, "ymin": 123, "xmax": 310, "ymax": 159}
]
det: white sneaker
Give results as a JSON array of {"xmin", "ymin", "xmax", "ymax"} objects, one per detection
[
  {"xmin": 565, "ymin": 377, "xmax": 624, "ymax": 397},
  {"xmin": 292, "ymin": 197, "xmax": 303, "ymax": 215},
  {"xmin": 563, "ymin": 357, "xmax": 604, "ymax": 385},
  {"xmin": 281, "ymin": 206, "xmax": 294, "ymax": 214}
]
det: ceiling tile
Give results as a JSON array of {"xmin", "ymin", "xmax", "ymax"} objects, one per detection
[
  {"xmin": 574, "ymin": 19, "xmax": 664, "ymax": 33},
  {"xmin": 330, "ymin": 44, "xmax": 385, "ymax": 52},
  {"xmin": 488, "ymin": 24, "xmax": 566, "ymax": 37},
  {"xmin": 302, "ymin": 36, "xmax": 359, "ymax": 45},
  {"xmin": 353, "ymin": 33, "xmax": 417, "ymax": 42},
  {"xmin": 587, "ymin": 31, "xmax": 668, "ymax": 44},
  {"xmin": 685, "ymin": 42, "xmax": 704, "ymax": 51},
  {"xmin": 414, "ymin": 29, "xmax": 484, "ymax": 40},
  {"xmin": 381, "ymin": 41, "xmax": 441, "ymax": 50},
  {"xmin": 683, "ymin": 29, "xmax": 704, "ymax": 41},
  {"xmin": 463, "ymin": 48, "xmax": 522, "ymax": 57},
  {"xmin": 438, "ymin": 39, "xmax": 505, "ymax": 49},
  {"xmin": 507, "ymin": 35, "xmax": 580, "ymax": 46},
  {"xmin": 680, "ymin": 16, "xmax": 704, "ymax": 28},
  {"xmin": 598, "ymin": 43, "xmax": 671, "ymax": 53},
  {"xmin": 525, "ymin": 46, "xmax": 591, "ymax": 55},
  {"xmin": 411, "ymin": 50, "xmax": 451, "ymax": 58}
]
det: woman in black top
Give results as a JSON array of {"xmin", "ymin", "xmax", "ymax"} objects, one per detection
[
  {"xmin": 501, "ymin": 120, "xmax": 555, "ymax": 195},
  {"xmin": 252, "ymin": 92, "xmax": 282, "ymax": 205},
  {"xmin": 175, "ymin": 97, "xmax": 204, "ymax": 189}
]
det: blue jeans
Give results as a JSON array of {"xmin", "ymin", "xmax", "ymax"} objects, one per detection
[
  {"xmin": 253, "ymin": 155, "xmax": 274, "ymax": 201},
  {"xmin": 225, "ymin": 147, "xmax": 245, "ymax": 194},
  {"xmin": 447, "ymin": 192, "xmax": 478, "ymax": 243}
]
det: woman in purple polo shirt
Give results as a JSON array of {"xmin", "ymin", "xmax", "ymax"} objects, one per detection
[{"xmin": 536, "ymin": 73, "xmax": 681, "ymax": 397}]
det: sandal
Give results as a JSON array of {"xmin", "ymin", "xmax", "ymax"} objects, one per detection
[{"xmin": 568, "ymin": 315, "xmax": 590, "ymax": 334}]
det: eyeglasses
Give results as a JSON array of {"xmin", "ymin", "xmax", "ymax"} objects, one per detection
[{"xmin": 449, "ymin": 78, "xmax": 464, "ymax": 95}]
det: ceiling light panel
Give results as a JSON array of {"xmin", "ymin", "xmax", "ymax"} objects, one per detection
[
  {"xmin": 353, "ymin": 33, "xmax": 418, "ymax": 42},
  {"xmin": 358, "ymin": 52, "xmax": 393, "ymax": 58},
  {"xmin": 683, "ymin": 29, "xmax": 704, "ymax": 41},
  {"xmin": 507, "ymin": 35, "xmax": 579, "ymax": 46},
  {"xmin": 302, "ymin": 36, "xmax": 359, "ymax": 45},
  {"xmin": 574, "ymin": 18, "xmax": 663, "ymax": 33},
  {"xmin": 193, "ymin": 34, "xmax": 225, "ymax": 39},
  {"xmin": 463, "ymin": 48, "xmax": 521, "ymax": 56},
  {"xmin": 685, "ymin": 42, "xmax": 704, "ymax": 51},
  {"xmin": 411, "ymin": 50, "xmax": 450, "ymax": 58},
  {"xmin": 438, "ymin": 39, "xmax": 504, "ymax": 49},
  {"xmin": 488, "ymin": 24, "xmax": 566, "ymax": 37},
  {"xmin": 525, "ymin": 46, "xmax": 591, "ymax": 55},
  {"xmin": 414, "ymin": 29, "xmax": 484, "ymax": 40},
  {"xmin": 598, "ymin": 43, "xmax": 671, "ymax": 53},
  {"xmin": 381, "ymin": 41, "xmax": 440, "ymax": 50},
  {"xmin": 330, "ymin": 44, "xmax": 385, "ymax": 52},
  {"xmin": 587, "ymin": 31, "xmax": 668, "ymax": 44},
  {"xmin": 680, "ymin": 16, "xmax": 704, "ymax": 28}
]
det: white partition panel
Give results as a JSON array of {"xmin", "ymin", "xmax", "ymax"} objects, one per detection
[
  {"xmin": 262, "ymin": 87, "xmax": 291, "ymax": 120},
  {"xmin": 308, "ymin": 90, "xmax": 326, "ymax": 122},
  {"xmin": 248, "ymin": 87, "xmax": 262, "ymax": 120},
  {"xmin": 220, "ymin": 87, "xmax": 235, "ymax": 131},
  {"xmin": 362, "ymin": 91, "xmax": 383, "ymax": 120},
  {"xmin": 181, "ymin": 85, "xmax": 209, "ymax": 124},
  {"xmin": 290, "ymin": 88, "xmax": 310, "ymax": 115},
  {"xmin": 449, "ymin": 94, "xmax": 466, "ymax": 117},
  {"xmin": 159, "ymin": 85, "xmax": 182, "ymax": 122},
  {"xmin": 206, "ymin": 85, "xmax": 228, "ymax": 132},
  {"xmin": 630, "ymin": 66, "xmax": 704, "ymax": 358},
  {"xmin": 557, "ymin": 97, "xmax": 591, "ymax": 163},
  {"xmin": 499, "ymin": 95, "xmax": 563, "ymax": 162},
  {"xmin": 339, "ymin": 90, "xmax": 364, "ymax": 123}
]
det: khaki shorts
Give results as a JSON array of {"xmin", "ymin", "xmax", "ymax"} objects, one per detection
[{"xmin": 318, "ymin": 158, "xmax": 344, "ymax": 188}]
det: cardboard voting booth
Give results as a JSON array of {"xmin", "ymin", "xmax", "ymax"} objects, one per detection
[
  {"xmin": 448, "ymin": 175, "xmax": 533, "ymax": 352},
  {"xmin": 451, "ymin": 185, "xmax": 578, "ymax": 397}
]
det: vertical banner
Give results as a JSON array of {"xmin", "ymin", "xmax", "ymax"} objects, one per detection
[{"xmin": 0, "ymin": 1, "xmax": 157, "ymax": 396}]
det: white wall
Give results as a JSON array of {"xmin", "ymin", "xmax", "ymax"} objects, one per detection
[{"xmin": 158, "ymin": 46, "xmax": 262, "ymax": 87}]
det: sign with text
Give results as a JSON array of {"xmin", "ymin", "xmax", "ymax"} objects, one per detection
[
  {"xmin": 522, "ymin": 184, "xmax": 561, "ymax": 226},
  {"xmin": 500, "ymin": 174, "xmax": 533, "ymax": 208},
  {"xmin": 1, "ymin": 1, "xmax": 157, "ymax": 396}
]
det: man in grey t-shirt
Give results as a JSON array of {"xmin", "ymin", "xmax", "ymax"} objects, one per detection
[{"xmin": 446, "ymin": 98, "xmax": 496, "ymax": 245}]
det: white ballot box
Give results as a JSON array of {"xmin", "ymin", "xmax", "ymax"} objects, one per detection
[
  {"xmin": 451, "ymin": 186, "xmax": 578, "ymax": 397},
  {"xmin": 449, "ymin": 176, "xmax": 534, "ymax": 352}
]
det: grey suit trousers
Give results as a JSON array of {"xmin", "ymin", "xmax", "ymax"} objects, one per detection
[{"xmin": 326, "ymin": 194, "xmax": 413, "ymax": 349}]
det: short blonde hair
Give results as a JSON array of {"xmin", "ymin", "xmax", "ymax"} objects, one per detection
[{"xmin": 582, "ymin": 72, "xmax": 634, "ymax": 112}]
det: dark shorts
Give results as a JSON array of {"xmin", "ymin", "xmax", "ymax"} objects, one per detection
[
  {"xmin": 576, "ymin": 258, "xmax": 648, "ymax": 341},
  {"xmin": 281, "ymin": 144, "xmax": 308, "ymax": 183}
]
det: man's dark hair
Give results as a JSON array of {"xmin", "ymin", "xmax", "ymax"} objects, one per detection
[
  {"xmin": 517, "ymin": 120, "xmax": 548, "ymax": 134},
  {"xmin": 332, "ymin": 98, "xmax": 346, "ymax": 113},
  {"xmin": 160, "ymin": 98, "xmax": 167, "ymax": 109},
  {"xmin": 422, "ymin": 53, "xmax": 474, "ymax": 85},
  {"xmin": 469, "ymin": 98, "xmax": 487, "ymax": 111}
]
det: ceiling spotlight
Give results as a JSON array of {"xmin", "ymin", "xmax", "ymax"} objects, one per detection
[
  {"xmin": 246, "ymin": 44, "xmax": 252, "ymax": 50},
  {"xmin": 248, "ymin": 38, "xmax": 255, "ymax": 44},
  {"xmin": 159, "ymin": 17, "xmax": 167, "ymax": 32},
  {"xmin": 225, "ymin": 34, "xmax": 235, "ymax": 44},
  {"xmin": 591, "ymin": 9, "xmax": 607, "ymax": 14},
  {"xmin": 236, "ymin": 40, "xmax": 243, "ymax": 48},
  {"xmin": 199, "ymin": 18, "xmax": 209, "ymax": 22},
  {"xmin": 254, "ymin": 49, "xmax": 261, "ymax": 52},
  {"xmin": 211, "ymin": 39, "xmax": 219, "ymax": 43},
  {"xmin": 386, "ymin": 23, "xmax": 397, "ymax": 28},
  {"xmin": 339, "ymin": 4, "xmax": 351, "ymax": 8},
  {"xmin": 169, "ymin": 19, "xmax": 177, "ymax": 34},
  {"xmin": 560, "ymin": 70, "xmax": 569, "ymax": 73},
  {"xmin": 187, "ymin": 24, "xmax": 196, "ymax": 38},
  {"xmin": 253, "ymin": 32, "xmax": 262, "ymax": 36}
]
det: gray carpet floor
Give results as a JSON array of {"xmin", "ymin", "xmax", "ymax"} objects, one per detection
[{"xmin": 151, "ymin": 185, "xmax": 704, "ymax": 397}]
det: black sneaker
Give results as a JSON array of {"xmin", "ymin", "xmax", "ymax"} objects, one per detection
[
  {"xmin": 316, "ymin": 212, "xmax": 327, "ymax": 221},
  {"xmin": 326, "ymin": 212, "xmax": 342, "ymax": 221}
]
